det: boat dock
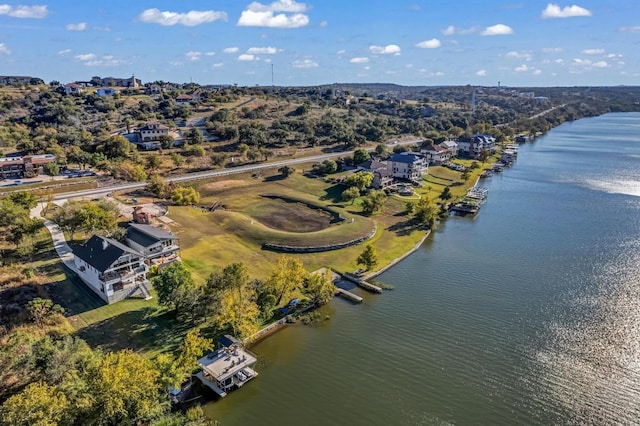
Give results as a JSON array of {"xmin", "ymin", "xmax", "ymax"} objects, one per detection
[
  {"xmin": 342, "ymin": 272, "xmax": 383, "ymax": 293},
  {"xmin": 450, "ymin": 187, "xmax": 489, "ymax": 215},
  {"xmin": 335, "ymin": 287, "xmax": 363, "ymax": 303}
]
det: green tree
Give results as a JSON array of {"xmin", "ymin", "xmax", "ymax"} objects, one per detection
[
  {"xmin": 171, "ymin": 186, "xmax": 200, "ymax": 206},
  {"xmin": 158, "ymin": 134, "xmax": 175, "ymax": 149},
  {"xmin": 147, "ymin": 175, "xmax": 171, "ymax": 199},
  {"xmin": 146, "ymin": 155, "xmax": 163, "ymax": 171},
  {"xmin": 102, "ymin": 134, "xmax": 131, "ymax": 159},
  {"xmin": 344, "ymin": 171, "xmax": 374, "ymax": 192},
  {"xmin": 357, "ymin": 244, "xmax": 378, "ymax": 271},
  {"xmin": 278, "ymin": 165, "xmax": 295, "ymax": 178},
  {"xmin": 42, "ymin": 162, "xmax": 60, "ymax": 181},
  {"xmin": 0, "ymin": 381, "xmax": 70, "ymax": 426},
  {"xmin": 353, "ymin": 148, "xmax": 370, "ymax": 165},
  {"xmin": 78, "ymin": 203, "xmax": 118, "ymax": 235},
  {"xmin": 341, "ymin": 186, "xmax": 360, "ymax": 205},
  {"xmin": 360, "ymin": 190, "xmax": 386, "ymax": 215},
  {"xmin": 171, "ymin": 153, "xmax": 184, "ymax": 168},
  {"xmin": 151, "ymin": 262, "xmax": 202, "ymax": 323},
  {"xmin": 175, "ymin": 329, "xmax": 213, "ymax": 377},
  {"xmin": 88, "ymin": 350, "xmax": 163, "ymax": 424},
  {"xmin": 375, "ymin": 143, "xmax": 389, "ymax": 158},
  {"xmin": 265, "ymin": 255, "xmax": 308, "ymax": 305},
  {"xmin": 440, "ymin": 186, "xmax": 452, "ymax": 201},
  {"xmin": 185, "ymin": 127, "xmax": 204, "ymax": 145},
  {"xmin": 303, "ymin": 269, "xmax": 336, "ymax": 305},
  {"xmin": 26, "ymin": 298, "xmax": 65, "ymax": 327},
  {"xmin": 9, "ymin": 191, "xmax": 38, "ymax": 210},
  {"xmin": 413, "ymin": 197, "xmax": 438, "ymax": 229}
]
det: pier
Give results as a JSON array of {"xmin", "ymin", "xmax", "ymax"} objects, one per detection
[
  {"xmin": 335, "ymin": 287, "xmax": 364, "ymax": 303},
  {"xmin": 342, "ymin": 272, "xmax": 383, "ymax": 293}
]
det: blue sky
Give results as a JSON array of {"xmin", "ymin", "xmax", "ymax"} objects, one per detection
[{"xmin": 1, "ymin": 1, "xmax": 639, "ymax": 86}]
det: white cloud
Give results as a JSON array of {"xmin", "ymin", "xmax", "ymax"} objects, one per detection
[
  {"xmin": 223, "ymin": 47, "xmax": 239, "ymax": 53},
  {"xmin": 319, "ymin": 20, "xmax": 328, "ymax": 27},
  {"xmin": 581, "ymin": 48, "xmax": 604, "ymax": 55},
  {"xmin": 542, "ymin": 47, "xmax": 563, "ymax": 53},
  {"xmin": 247, "ymin": 46, "xmax": 280, "ymax": 54},
  {"xmin": 292, "ymin": 58, "xmax": 318, "ymax": 68},
  {"xmin": 514, "ymin": 64, "xmax": 529, "ymax": 72},
  {"xmin": 592, "ymin": 61, "xmax": 608, "ymax": 68},
  {"xmin": 363, "ymin": 65, "xmax": 370, "ymax": 70},
  {"xmin": 572, "ymin": 58, "xmax": 591, "ymax": 65},
  {"xmin": 138, "ymin": 8, "xmax": 227, "ymax": 26},
  {"xmin": 481, "ymin": 24, "xmax": 514, "ymax": 36},
  {"xmin": 369, "ymin": 44, "xmax": 401, "ymax": 55},
  {"xmin": 554, "ymin": 58, "xmax": 565, "ymax": 64},
  {"xmin": 476, "ymin": 69, "xmax": 487, "ymax": 76},
  {"xmin": 205, "ymin": 52, "xmax": 215, "ymax": 56},
  {"xmin": 533, "ymin": 69, "xmax": 542, "ymax": 75},
  {"xmin": 75, "ymin": 53, "xmax": 96, "ymax": 61},
  {"xmin": 350, "ymin": 57, "xmax": 369, "ymax": 64},
  {"xmin": 57, "ymin": 49, "xmax": 72, "ymax": 56},
  {"xmin": 66, "ymin": 22, "xmax": 87, "ymax": 31},
  {"xmin": 186, "ymin": 51, "xmax": 202, "ymax": 61},
  {"xmin": 238, "ymin": 54, "xmax": 258, "ymax": 61},
  {"xmin": 506, "ymin": 50, "xmax": 533, "ymax": 61},
  {"xmin": 0, "ymin": 43, "xmax": 10, "ymax": 55},
  {"xmin": 441, "ymin": 25, "xmax": 477, "ymax": 35},
  {"xmin": 212, "ymin": 63, "xmax": 224, "ymax": 68},
  {"xmin": 85, "ymin": 57, "xmax": 127, "ymax": 67},
  {"xmin": 619, "ymin": 26, "xmax": 640, "ymax": 33},
  {"xmin": 414, "ymin": 38, "xmax": 441, "ymax": 49},
  {"xmin": 237, "ymin": 0, "xmax": 309, "ymax": 28},
  {"xmin": 336, "ymin": 49, "xmax": 346, "ymax": 55},
  {"xmin": 541, "ymin": 3, "xmax": 592, "ymax": 19},
  {"xmin": 0, "ymin": 4, "xmax": 48, "ymax": 18}
]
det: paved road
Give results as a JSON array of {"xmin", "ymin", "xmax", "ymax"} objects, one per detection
[
  {"xmin": 30, "ymin": 203, "xmax": 77, "ymax": 272},
  {"xmin": 53, "ymin": 139, "xmax": 422, "ymax": 201}
]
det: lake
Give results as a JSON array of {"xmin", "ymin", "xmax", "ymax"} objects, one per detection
[{"xmin": 207, "ymin": 113, "xmax": 640, "ymax": 425}]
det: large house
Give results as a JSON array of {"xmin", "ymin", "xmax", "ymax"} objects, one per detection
[
  {"xmin": 359, "ymin": 158, "xmax": 393, "ymax": 189},
  {"xmin": 73, "ymin": 235, "xmax": 151, "ymax": 304},
  {"xmin": 388, "ymin": 152, "xmax": 428, "ymax": 181},
  {"xmin": 137, "ymin": 123, "xmax": 170, "ymax": 141},
  {"xmin": 0, "ymin": 154, "xmax": 56, "ymax": 179},
  {"xmin": 125, "ymin": 223, "xmax": 180, "ymax": 267},
  {"xmin": 421, "ymin": 143, "xmax": 451, "ymax": 165},
  {"xmin": 457, "ymin": 134, "xmax": 496, "ymax": 159}
]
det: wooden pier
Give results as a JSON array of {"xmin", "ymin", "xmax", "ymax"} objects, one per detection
[
  {"xmin": 342, "ymin": 273, "xmax": 383, "ymax": 293},
  {"xmin": 335, "ymin": 288, "xmax": 363, "ymax": 303}
]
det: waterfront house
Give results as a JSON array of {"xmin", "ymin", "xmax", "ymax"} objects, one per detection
[
  {"xmin": 359, "ymin": 158, "xmax": 393, "ymax": 189},
  {"xmin": 73, "ymin": 235, "xmax": 151, "ymax": 304},
  {"xmin": 420, "ymin": 143, "xmax": 451, "ymax": 165},
  {"xmin": 456, "ymin": 134, "xmax": 496, "ymax": 159},
  {"xmin": 125, "ymin": 223, "xmax": 180, "ymax": 267},
  {"xmin": 196, "ymin": 335, "xmax": 258, "ymax": 398},
  {"xmin": 440, "ymin": 140, "xmax": 459, "ymax": 158},
  {"xmin": 388, "ymin": 152, "xmax": 428, "ymax": 181}
]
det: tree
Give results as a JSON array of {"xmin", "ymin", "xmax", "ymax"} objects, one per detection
[
  {"xmin": 304, "ymin": 269, "xmax": 335, "ymax": 305},
  {"xmin": 42, "ymin": 162, "xmax": 60, "ymax": 181},
  {"xmin": 9, "ymin": 191, "xmax": 38, "ymax": 210},
  {"xmin": 357, "ymin": 244, "xmax": 378, "ymax": 271},
  {"xmin": 344, "ymin": 171, "xmax": 374, "ymax": 192},
  {"xmin": 413, "ymin": 197, "xmax": 438, "ymax": 229},
  {"xmin": 102, "ymin": 135, "xmax": 131, "ymax": 159},
  {"xmin": 461, "ymin": 169, "xmax": 471, "ymax": 182},
  {"xmin": 171, "ymin": 153, "xmax": 184, "ymax": 168},
  {"xmin": 78, "ymin": 203, "xmax": 118, "ymax": 236},
  {"xmin": 0, "ymin": 381, "xmax": 70, "ymax": 426},
  {"xmin": 171, "ymin": 186, "xmax": 200, "ymax": 206},
  {"xmin": 147, "ymin": 175, "xmax": 171, "ymax": 198},
  {"xmin": 146, "ymin": 155, "xmax": 163, "ymax": 171},
  {"xmin": 175, "ymin": 329, "xmax": 213, "ymax": 377},
  {"xmin": 440, "ymin": 186, "xmax": 452, "ymax": 201},
  {"xmin": 265, "ymin": 255, "xmax": 308, "ymax": 305},
  {"xmin": 341, "ymin": 186, "xmax": 360, "ymax": 205},
  {"xmin": 211, "ymin": 152, "xmax": 228, "ymax": 167},
  {"xmin": 158, "ymin": 134, "xmax": 175, "ymax": 149},
  {"xmin": 360, "ymin": 190, "xmax": 386, "ymax": 215},
  {"xmin": 353, "ymin": 148, "xmax": 370, "ymax": 165},
  {"xmin": 278, "ymin": 165, "xmax": 295, "ymax": 178},
  {"xmin": 151, "ymin": 262, "xmax": 202, "ymax": 323},
  {"xmin": 206, "ymin": 263, "xmax": 260, "ymax": 337},
  {"xmin": 186, "ymin": 128, "xmax": 204, "ymax": 145},
  {"xmin": 26, "ymin": 298, "xmax": 65, "ymax": 327},
  {"xmin": 375, "ymin": 143, "xmax": 389, "ymax": 158},
  {"xmin": 88, "ymin": 350, "xmax": 163, "ymax": 424}
]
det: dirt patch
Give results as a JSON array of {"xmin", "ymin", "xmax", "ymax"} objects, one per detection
[{"xmin": 251, "ymin": 199, "xmax": 332, "ymax": 232}]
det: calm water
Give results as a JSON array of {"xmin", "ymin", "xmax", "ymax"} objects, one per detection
[{"xmin": 208, "ymin": 113, "xmax": 640, "ymax": 425}]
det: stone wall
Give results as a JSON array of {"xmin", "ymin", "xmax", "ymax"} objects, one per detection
[{"xmin": 262, "ymin": 224, "xmax": 377, "ymax": 253}]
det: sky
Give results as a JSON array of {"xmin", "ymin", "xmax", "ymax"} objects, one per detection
[{"xmin": 1, "ymin": 0, "xmax": 639, "ymax": 87}]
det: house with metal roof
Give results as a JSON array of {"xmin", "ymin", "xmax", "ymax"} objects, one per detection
[
  {"xmin": 73, "ymin": 235, "xmax": 151, "ymax": 304},
  {"xmin": 388, "ymin": 152, "xmax": 428, "ymax": 181},
  {"xmin": 125, "ymin": 223, "xmax": 180, "ymax": 267}
]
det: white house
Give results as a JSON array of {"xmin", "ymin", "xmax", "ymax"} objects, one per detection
[
  {"xmin": 456, "ymin": 135, "xmax": 496, "ymax": 159},
  {"xmin": 388, "ymin": 152, "xmax": 428, "ymax": 181},
  {"xmin": 73, "ymin": 235, "xmax": 150, "ymax": 304},
  {"xmin": 125, "ymin": 223, "xmax": 180, "ymax": 267},
  {"xmin": 137, "ymin": 123, "xmax": 170, "ymax": 141},
  {"xmin": 420, "ymin": 143, "xmax": 451, "ymax": 165},
  {"xmin": 64, "ymin": 83, "xmax": 84, "ymax": 95},
  {"xmin": 440, "ymin": 140, "xmax": 459, "ymax": 158},
  {"xmin": 359, "ymin": 158, "xmax": 393, "ymax": 189}
]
